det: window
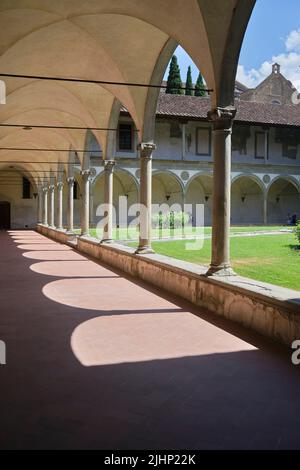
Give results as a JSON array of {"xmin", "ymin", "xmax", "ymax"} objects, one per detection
[
  {"xmin": 169, "ymin": 122, "xmax": 181, "ymax": 138},
  {"xmin": 276, "ymin": 128, "xmax": 299, "ymax": 159},
  {"xmin": 74, "ymin": 180, "xmax": 79, "ymax": 200},
  {"xmin": 255, "ymin": 132, "xmax": 265, "ymax": 159},
  {"xmin": 118, "ymin": 123, "xmax": 133, "ymax": 151},
  {"xmin": 232, "ymin": 124, "xmax": 251, "ymax": 154},
  {"xmin": 196, "ymin": 127, "xmax": 211, "ymax": 156},
  {"xmin": 283, "ymin": 141, "xmax": 297, "ymax": 159},
  {"xmin": 22, "ymin": 177, "xmax": 31, "ymax": 199}
]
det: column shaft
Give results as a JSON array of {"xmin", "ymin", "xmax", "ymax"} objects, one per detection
[
  {"xmin": 136, "ymin": 142, "xmax": 156, "ymax": 254},
  {"xmin": 206, "ymin": 107, "xmax": 236, "ymax": 276},
  {"xmin": 37, "ymin": 189, "xmax": 43, "ymax": 224},
  {"xmin": 43, "ymin": 188, "xmax": 48, "ymax": 226},
  {"xmin": 57, "ymin": 182, "xmax": 64, "ymax": 230},
  {"xmin": 101, "ymin": 160, "xmax": 115, "ymax": 243},
  {"xmin": 81, "ymin": 170, "xmax": 91, "ymax": 236},
  {"xmin": 67, "ymin": 177, "xmax": 74, "ymax": 233},
  {"xmin": 263, "ymin": 193, "xmax": 268, "ymax": 225},
  {"xmin": 49, "ymin": 185, "xmax": 55, "ymax": 228}
]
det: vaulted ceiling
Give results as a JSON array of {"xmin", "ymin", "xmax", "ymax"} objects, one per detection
[{"xmin": 0, "ymin": 0, "xmax": 255, "ymax": 186}]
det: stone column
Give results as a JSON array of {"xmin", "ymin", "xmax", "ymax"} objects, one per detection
[
  {"xmin": 43, "ymin": 187, "xmax": 48, "ymax": 226},
  {"xmin": 89, "ymin": 186, "xmax": 94, "ymax": 227},
  {"xmin": 37, "ymin": 187, "xmax": 43, "ymax": 224},
  {"xmin": 81, "ymin": 169, "xmax": 91, "ymax": 237},
  {"xmin": 135, "ymin": 142, "xmax": 156, "ymax": 254},
  {"xmin": 66, "ymin": 177, "xmax": 74, "ymax": 233},
  {"xmin": 263, "ymin": 192, "xmax": 268, "ymax": 225},
  {"xmin": 56, "ymin": 181, "xmax": 64, "ymax": 230},
  {"xmin": 206, "ymin": 107, "xmax": 236, "ymax": 276},
  {"xmin": 48, "ymin": 184, "xmax": 55, "ymax": 228},
  {"xmin": 101, "ymin": 160, "xmax": 115, "ymax": 243}
]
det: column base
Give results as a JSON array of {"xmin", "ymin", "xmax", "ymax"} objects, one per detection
[
  {"xmin": 135, "ymin": 245, "xmax": 155, "ymax": 255},
  {"xmin": 206, "ymin": 264, "xmax": 236, "ymax": 277}
]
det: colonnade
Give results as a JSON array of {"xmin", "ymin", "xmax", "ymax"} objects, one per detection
[{"xmin": 38, "ymin": 110, "xmax": 246, "ymax": 277}]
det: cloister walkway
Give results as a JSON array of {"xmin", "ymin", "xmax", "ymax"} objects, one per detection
[{"xmin": 0, "ymin": 229, "xmax": 300, "ymax": 449}]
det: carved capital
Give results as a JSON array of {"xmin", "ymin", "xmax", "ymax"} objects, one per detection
[
  {"xmin": 138, "ymin": 142, "xmax": 156, "ymax": 159},
  {"xmin": 57, "ymin": 181, "xmax": 64, "ymax": 190},
  {"xmin": 49, "ymin": 184, "xmax": 55, "ymax": 193},
  {"xmin": 80, "ymin": 169, "xmax": 91, "ymax": 182},
  {"xmin": 67, "ymin": 177, "xmax": 75, "ymax": 186},
  {"xmin": 43, "ymin": 186, "xmax": 48, "ymax": 194},
  {"xmin": 207, "ymin": 107, "xmax": 236, "ymax": 131},
  {"xmin": 103, "ymin": 159, "xmax": 115, "ymax": 173}
]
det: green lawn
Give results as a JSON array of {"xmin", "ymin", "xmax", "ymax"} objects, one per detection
[
  {"xmin": 76, "ymin": 225, "xmax": 287, "ymax": 240},
  {"xmin": 148, "ymin": 234, "xmax": 300, "ymax": 291}
]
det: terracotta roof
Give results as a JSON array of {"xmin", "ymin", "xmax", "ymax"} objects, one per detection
[{"xmin": 155, "ymin": 94, "xmax": 300, "ymax": 127}]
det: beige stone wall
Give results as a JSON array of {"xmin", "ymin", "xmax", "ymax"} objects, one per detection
[{"xmin": 0, "ymin": 171, "xmax": 37, "ymax": 228}]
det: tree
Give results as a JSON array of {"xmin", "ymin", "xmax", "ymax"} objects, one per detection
[
  {"xmin": 185, "ymin": 66, "xmax": 193, "ymax": 96},
  {"xmin": 195, "ymin": 71, "xmax": 206, "ymax": 97},
  {"xmin": 166, "ymin": 55, "xmax": 183, "ymax": 95}
]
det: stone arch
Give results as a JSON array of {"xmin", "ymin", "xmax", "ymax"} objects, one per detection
[
  {"xmin": 267, "ymin": 177, "xmax": 300, "ymax": 224},
  {"xmin": 185, "ymin": 173, "xmax": 213, "ymax": 226},
  {"xmin": 231, "ymin": 175, "xmax": 264, "ymax": 225},
  {"xmin": 93, "ymin": 167, "xmax": 138, "ymax": 229},
  {"xmin": 152, "ymin": 171, "xmax": 184, "ymax": 211}
]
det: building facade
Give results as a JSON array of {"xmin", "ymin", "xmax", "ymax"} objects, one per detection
[{"xmin": 1, "ymin": 65, "xmax": 300, "ymax": 229}]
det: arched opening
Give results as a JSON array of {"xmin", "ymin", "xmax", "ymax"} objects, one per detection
[
  {"xmin": 267, "ymin": 178, "xmax": 300, "ymax": 224},
  {"xmin": 0, "ymin": 201, "xmax": 11, "ymax": 229},
  {"xmin": 0, "ymin": 168, "xmax": 37, "ymax": 228},
  {"xmin": 93, "ymin": 169, "xmax": 138, "ymax": 235},
  {"xmin": 152, "ymin": 172, "xmax": 183, "ymax": 209},
  {"xmin": 185, "ymin": 174, "xmax": 213, "ymax": 226},
  {"xmin": 231, "ymin": 176, "xmax": 264, "ymax": 225}
]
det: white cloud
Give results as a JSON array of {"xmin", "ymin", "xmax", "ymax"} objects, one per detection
[
  {"xmin": 285, "ymin": 29, "xmax": 300, "ymax": 52},
  {"xmin": 238, "ymin": 29, "xmax": 300, "ymax": 90}
]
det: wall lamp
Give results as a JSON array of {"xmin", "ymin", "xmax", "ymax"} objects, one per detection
[{"xmin": 205, "ymin": 195, "xmax": 209, "ymax": 202}]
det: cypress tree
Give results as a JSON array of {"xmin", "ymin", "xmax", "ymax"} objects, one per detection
[
  {"xmin": 185, "ymin": 66, "xmax": 193, "ymax": 96},
  {"xmin": 166, "ymin": 55, "xmax": 183, "ymax": 95},
  {"xmin": 195, "ymin": 71, "xmax": 206, "ymax": 97}
]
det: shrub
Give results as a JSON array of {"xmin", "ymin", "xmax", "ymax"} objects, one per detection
[
  {"xmin": 152, "ymin": 211, "xmax": 189, "ymax": 229},
  {"xmin": 294, "ymin": 220, "xmax": 300, "ymax": 245}
]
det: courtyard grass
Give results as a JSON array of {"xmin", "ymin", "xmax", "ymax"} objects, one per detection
[{"xmin": 148, "ymin": 233, "xmax": 300, "ymax": 291}]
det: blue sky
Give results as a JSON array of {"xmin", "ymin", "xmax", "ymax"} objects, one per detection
[{"xmin": 164, "ymin": 0, "xmax": 300, "ymax": 89}]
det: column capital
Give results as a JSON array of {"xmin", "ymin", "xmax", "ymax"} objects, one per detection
[
  {"xmin": 103, "ymin": 159, "xmax": 115, "ymax": 173},
  {"xmin": 67, "ymin": 176, "xmax": 75, "ymax": 186},
  {"xmin": 207, "ymin": 107, "xmax": 236, "ymax": 131},
  {"xmin": 43, "ymin": 186, "xmax": 49, "ymax": 193},
  {"xmin": 57, "ymin": 181, "xmax": 64, "ymax": 190},
  {"xmin": 80, "ymin": 169, "xmax": 91, "ymax": 182},
  {"xmin": 49, "ymin": 184, "xmax": 55, "ymax": 193},
  {"xmin": 138, "ymin": 142, "xmax": 156, "ymax": 159}
]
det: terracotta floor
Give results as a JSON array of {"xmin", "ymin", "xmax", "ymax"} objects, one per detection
[{"xmin": 0, "ymin": 229, "xmax": 300, "ymax": 449}]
